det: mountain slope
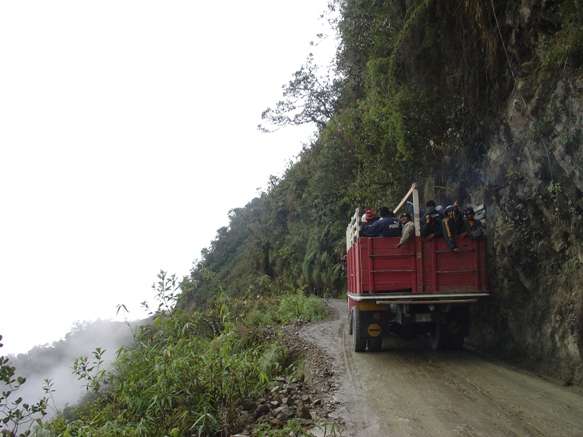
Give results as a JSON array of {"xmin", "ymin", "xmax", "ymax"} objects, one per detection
[{"xmin": 180, "ymin": 0, "xmax": 583, "ymax": 384}]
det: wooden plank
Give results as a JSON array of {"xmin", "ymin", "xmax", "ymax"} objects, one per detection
[
  {"xmin": 412, "ymin": 187, "xmax": 421, "ymax": 237},
  {"xmin": 412, "ymin": 188, "xmax": 423, "ymax": 293},
  {"xmin": 346, "ymin": 208, "xmax": 361, "ymax": 251},
  {"xmin": 393, "ymin": 183, "xmax": 416, "ymax": 214}
]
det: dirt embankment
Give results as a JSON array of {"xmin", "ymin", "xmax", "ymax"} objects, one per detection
[
  {"xmin": 300, "ymin": 300, "xmax": 583, "ymax": 437},
  {"xmin": 232, "ymin": 322, "xmax": 341, "ymax": 436}
]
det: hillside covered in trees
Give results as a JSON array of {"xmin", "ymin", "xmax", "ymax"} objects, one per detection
[
  {"xmin": 4, "ymin": 0, "xmax": 582, "ymax": 435},
  {"xmin": 180, "ymin": 0, "xmax": 583, "ymax": 385}
]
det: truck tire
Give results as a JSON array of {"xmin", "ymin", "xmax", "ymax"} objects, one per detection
[
  {"xmin": 352, "ymin": 309, "xmax": 366, "ymax": 353},
  {"xmin": 431, "ymin": 323, "xmax": 464, "ymax": 350},
  {"xmin": 368, "ymin": 337, "xmax": 382, "ymax": 352},
  {"xmin": 445, "ymin": 307, "xmax": 468, "ymax": 350},
  {"xmin": 446, "ymin": 332, "xmax": 464, "ymax": 350},
  {"xmin": 430, "ymin": 323, "xmax": 446, "ymax": 351},
  {"xmin": 348, "ymin": 311, "xmax": 353, "ymax": 335}
]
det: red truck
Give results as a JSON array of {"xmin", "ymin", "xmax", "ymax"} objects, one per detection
[{"xmin": 346, "ymin": 184, "xmax": 489, "ymax": 352}]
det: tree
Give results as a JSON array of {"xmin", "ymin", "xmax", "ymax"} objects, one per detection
[
  {"xmin": 258, "ymin": 53, "xmax": 340, "ymax": 132},
  {"xmin": 0, "ymin": 335, "xmax": 49, "ymax": 436}
]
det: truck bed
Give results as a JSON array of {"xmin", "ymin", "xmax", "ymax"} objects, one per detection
[{"xmin": 346, "ymin": 235, "xmax": 488, "ymax": 301}]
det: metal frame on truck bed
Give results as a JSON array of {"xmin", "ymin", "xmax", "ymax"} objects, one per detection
[{"xmin": 346, "ymin": 183, "xmax": 490, "ymax": 352}]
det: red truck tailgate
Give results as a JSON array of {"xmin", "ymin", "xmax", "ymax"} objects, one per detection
[{"xmin": 347, "ymin": 236, "xmax": 487, "ymax": 295}]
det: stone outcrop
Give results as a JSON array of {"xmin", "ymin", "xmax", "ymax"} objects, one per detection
[{"xmin": 423, "ymin": 71, "xmax": 583, "ymax": 384}]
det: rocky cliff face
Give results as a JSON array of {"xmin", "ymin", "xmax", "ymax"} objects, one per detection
[
  {"xmin": 413, "ymin": 0, "xmax": 583, "ymax": 385},
  {"xmin": 422, "ymin": 73, "xmax": 583, "ymax": 384},
  {"xmin": 478, "ymin": 74, "xmax": 583, "ymax": 385}
]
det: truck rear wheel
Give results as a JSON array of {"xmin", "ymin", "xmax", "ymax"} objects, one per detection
[
  {"xmin": 430, "ymin": 323, "xmax": 446, "ymax": 351},
  {"xmin": 368, "ymin": 337, "xmax": 382, "ymax": 352},
  {"xmin": 444, "ymin": 306, "xmax": 468, "ymax": 350},
  {"xmin": 446, "ymin": 332, "xmax": 464, "ymax": 350},
  {"xmin": 431, "ymin": 322, "xmax": 465, "ymax": 350},
  {"xmin": 352, "ymin": 309, "xmax": 366, "ymax": 353}
]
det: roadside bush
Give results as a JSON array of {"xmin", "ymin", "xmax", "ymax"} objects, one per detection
[
  {"xmin": 276, "ymin": 292, "xmax": 328, "ymax": 323},
  {"xmin": 45, "ymin": 311, "xmax": 280, "ymax": 436},
  {"xmin": 40, "ymin": 290, "xmax": 327, "ymax": 436}
]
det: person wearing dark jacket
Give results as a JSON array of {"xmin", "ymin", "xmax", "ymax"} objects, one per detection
[
  {"xmin": 361, "ymin": 208, "xmax": 378, "ymax": 225},
  {"xmin": 361, "ymin": 207, "xmax": 400, "ymax": 237},
  {"xmin": 442, "ymin": 205, "xmax": 460, "ymax": 252},
  {"xmin": 421, "ymin": 200, "xmax": 442, "ymax": 238},
  {"xmin": 462, "ymin": 207, "xmax": 484, "ymax": 240},
  {"xmin": 452, "ymin": 201, "xmax": 465, "ymax": 234}
]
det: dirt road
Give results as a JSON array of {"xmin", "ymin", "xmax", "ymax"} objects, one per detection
[{"xmin": 302, "ymin": 300, "xmax": 583, "ymax": 437}]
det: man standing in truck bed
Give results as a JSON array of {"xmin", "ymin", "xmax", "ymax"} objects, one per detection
[
  {"xmin": 442, "ymin": 205, "xmax": 460, "ymax": 252},
  {"xmin": 421, "ymin": 200, "xmax": 442, "ymax": 238},
  {"xmin": 397, "ymin": 212, "xmax": 415, "ymax": 248}
]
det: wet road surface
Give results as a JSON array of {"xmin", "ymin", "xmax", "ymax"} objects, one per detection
[{"xmin": 302, "ymin": 300, "xmax": 583, "ymax": 437}]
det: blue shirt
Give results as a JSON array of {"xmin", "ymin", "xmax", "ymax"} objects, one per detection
[{"xmin": 361, "ymin": 217, "xmax": 401, "ymax": 237}]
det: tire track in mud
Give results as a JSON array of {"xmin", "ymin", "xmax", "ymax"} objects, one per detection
[
  {"xmin": 302, "ymin": 299, "xmax": 583, "ymax": 437},
  {"xmin": 405, "ymin": 353, "xmax": 547, "ymax": 436},
  {"xmin": 339, "ymin": 314, "xmax": 387, "ymax": 436}
]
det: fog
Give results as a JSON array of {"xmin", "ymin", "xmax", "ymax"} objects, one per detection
[
  {"xmin": 5, "ymin": 319, "xmax": 137, "ymax": 416},
  {"xmin": 0, "ymin": 0, "xmax": 336, "ymax": 359}
]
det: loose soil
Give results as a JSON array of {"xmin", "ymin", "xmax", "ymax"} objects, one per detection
[
  {"xmin": 236, "ymin": 322, "xmax": 341, "ymax": 436},
  {"xmin": 299, "ymin": 299, "xmax": 583, "ymax": 437}
]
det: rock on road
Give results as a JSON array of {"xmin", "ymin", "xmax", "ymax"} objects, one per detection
[{"xmin": 301, "ymin": 300, "xmax": 583, "ymax": 437}]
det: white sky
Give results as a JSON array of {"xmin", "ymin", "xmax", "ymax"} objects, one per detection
[{"xmin": 0, "ymin": 1, "xmax": 337, "ymax": 355}]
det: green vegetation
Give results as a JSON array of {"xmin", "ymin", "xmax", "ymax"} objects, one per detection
[
  {"xmin": 538, "ymin": 0, "xmax": 583, "ymax": 70},
  {"xmin": 180, "ymin": 0, "xmax": 583, "ymax": 310},
  {"xmin": 246, "ymin": 291, "xmax": 327, "ymax": 327},
  {"xmin": 276, "ymin": 293, "xmax": 328, "ymax": 323},
  {"xmin": 0, "ymin": 335, "xmax": 50, "ymax": 437},
  {"xmin": 24, "ymin": 281, "xmax": 326, "ymax": 436},
  {"xmin": 5, "ymin": 1, "xmax": 583, "ymax": 434},
  {"xmin": 255, "ymin": 419, "xmax": 340, "ymax": 437},
  {"xmin": 181, "ymin": 0, "xmax": 503, "ymax": 305}
]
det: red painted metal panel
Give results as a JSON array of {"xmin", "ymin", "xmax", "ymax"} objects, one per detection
[
  {"xmin": 368, "ymin": 238, "xmax": 375, "ymax": 291},
  {"xmin": 360, "ymin": 241, "xmax": 368, "ymax": 292},
  {"xmin": 350, "ymin": 247, "xmax": 355, "ymax": 291},
  {"xmin": 479, "ymin": 239, "xmax": 487, "ymax": 292},
  {"xmin": 350, "ymin": 237, "xmax": 417, "ymax": 293},
  {"xmin": 347, "ymin": 235, "xmax": 488, "ymax": 296},
  {"xmin": 414, "ymin": 238, "xmax": 423, "ymax": 293},
  {"xmin": 422, "ymin": 239, "xmax": 438, "ymax": 292}
]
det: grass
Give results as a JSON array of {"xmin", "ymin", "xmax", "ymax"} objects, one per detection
[
  {"xmin": 35, "ymin": 290, "xmax": 329, "ymax": 437},
  {"xmin": 276, "ymin": 292, "xmax": 328, "ymax": 323}
]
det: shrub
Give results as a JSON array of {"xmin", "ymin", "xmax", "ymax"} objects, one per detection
[
  {"xmin": 277, "ymin": 292, "xmax": 328, "ymax": 323},
  {"xmin": 42, "ymin": 290, "xmax": 328, "ymax": 436}
]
